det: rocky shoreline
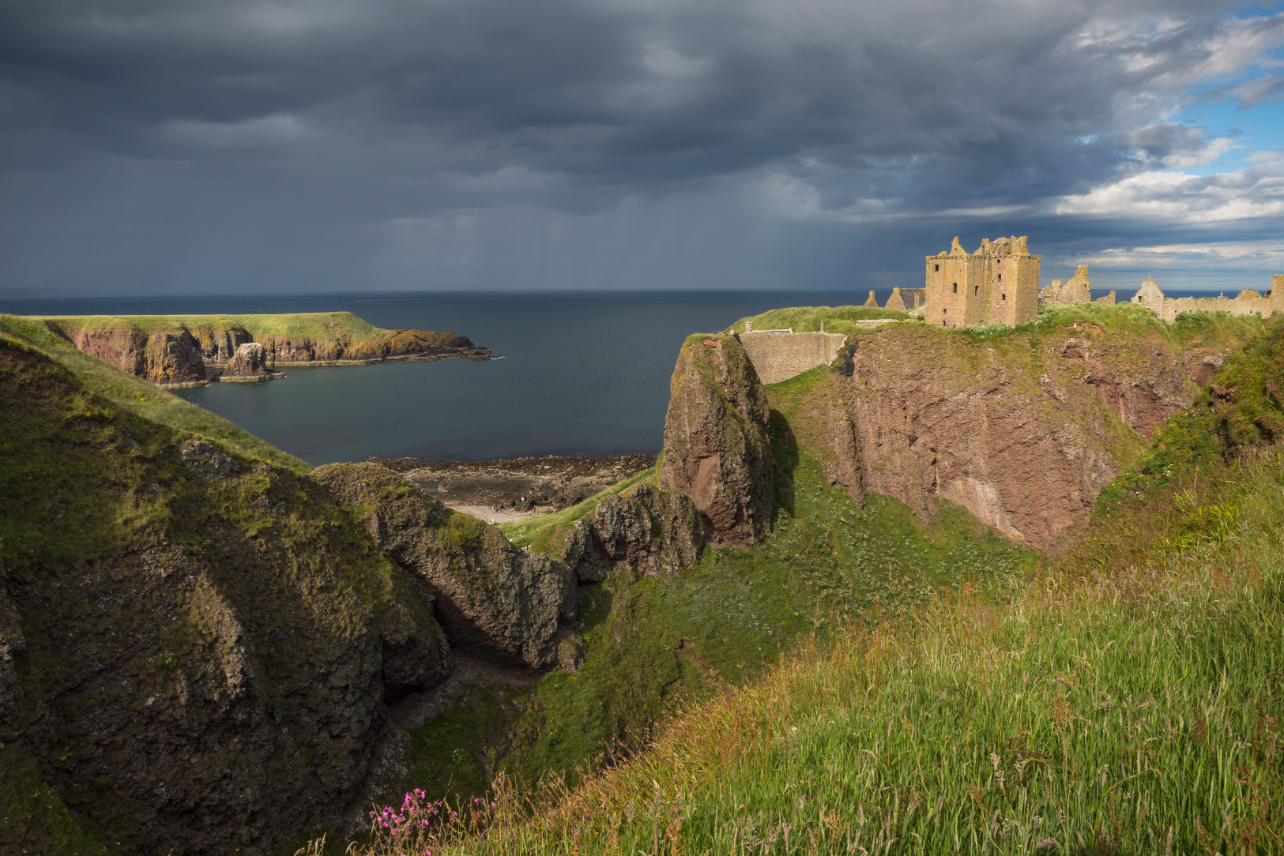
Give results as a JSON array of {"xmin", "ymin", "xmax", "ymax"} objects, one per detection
[{"xmin": 371, "ymin": 452, "xmax": 657, "ymax": 513}]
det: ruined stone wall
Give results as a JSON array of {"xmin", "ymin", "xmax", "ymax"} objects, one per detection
[
  {"xmin": 736, "ymin": 331, "xmax": 847, "ymax": 384},
  {"xmin": 1131, "ymin": 277, "xmax": 1284, "ymax": 322}
]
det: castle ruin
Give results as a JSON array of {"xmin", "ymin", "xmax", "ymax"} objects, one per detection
[
  {"xmin": 1131, "ymin": 276, "xmax": 1284, "ymax": 322},
  {"xmin": 925, "ymin": 236, "xmax": 1040, "ymax": 328}
]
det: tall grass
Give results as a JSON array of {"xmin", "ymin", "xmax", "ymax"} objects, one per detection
[{"xmin": 334, "ymin": 450, "xmax": 1284, "ymax": 855}]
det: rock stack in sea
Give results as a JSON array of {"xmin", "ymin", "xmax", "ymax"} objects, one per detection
[{"xmin": 218, "ymin": 342, "xmax": 282, "ymax": 382}]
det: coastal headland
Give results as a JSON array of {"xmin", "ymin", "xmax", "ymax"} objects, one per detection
[
  {"xmin": 3, "ymin": 294, "xmax": 1284, "ymax": 856},
  {"xmin": 25, "ymin": 311, "xmax": 492, "ymax": 387}
]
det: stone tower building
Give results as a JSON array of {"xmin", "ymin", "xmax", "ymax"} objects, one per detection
[{"xmin": 925, "ymin": 236, "xmax": 1040, "ymax": 328}]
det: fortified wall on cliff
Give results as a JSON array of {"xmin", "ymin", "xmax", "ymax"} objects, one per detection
[
  {"xmin": 736, "ymin": 324, "xmax": 847, "ymax": 385},
  {"xmin": 1132, "ymin": 276, "xmax": 1284, "ymax": 323},
  {"xmin": 925, "ymin": 236, "xmax": 1040, "ymax": 328}
]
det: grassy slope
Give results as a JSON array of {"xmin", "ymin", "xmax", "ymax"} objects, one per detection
[
  {"xmin": 387, "ymin": 367, "xmax": 1037, "ymax": 815},
  {"xmin": 31, "ymin": 310, "xmax": 385, "ymax": 342},
  {"xmin": 725, "ymin": 305, "xmax": 908, "ymax": 335},
  {"xmin": 0, "ymin": 313, "xmax": 307, "ymax": 473},
  {"xmin": 340, "ymin": 312, "xmax": 1284, "ymax": 856},
  {"xmin": 1, "ymin": 326, "xmax": 441, "ymax": 855}
]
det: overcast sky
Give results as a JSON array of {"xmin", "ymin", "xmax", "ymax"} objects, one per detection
[{"xmin": 2, "ymin": 0, "xmax": 1282, "ymax": 296}]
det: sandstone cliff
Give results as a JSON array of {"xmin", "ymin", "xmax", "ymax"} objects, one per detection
[
  {"xmin": 0, "ymin": 337, "xmax": 451, "ymax": 855},
  {"xmin": 60, "ymin": 324, "xmax": 206, "ymax": 387},
  {"xmin": 659, "ymin": 335, "xmax": 774, "ymax": 546},
  {"xmin": 768, "ymin": 308, "xmax": 1254, "ymax": 550},
  {"xmin": 313, "ymin": 463, "xmax": 577, "ymax": 669},
  {"xmin": 219, "ymin": 341, "xmax": 280, "ymax": 380},
  {"xmin": 36, "ymin": 312, "xmax": 490, "ymax": 386}
]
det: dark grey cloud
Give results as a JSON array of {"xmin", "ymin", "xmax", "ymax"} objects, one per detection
[{"xmin": 1, "ymin": 0, "xmax": 1282, "ymax": 296}]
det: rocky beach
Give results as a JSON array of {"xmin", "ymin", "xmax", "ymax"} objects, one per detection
[{"xmin": 371, "ymin": 452, "xmax": 657, "ymax": 517}]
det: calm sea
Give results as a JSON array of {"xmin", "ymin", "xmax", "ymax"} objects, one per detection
[{"xmin": 2, "ymin": 287, "xmax": 1200, "ymax": 465}]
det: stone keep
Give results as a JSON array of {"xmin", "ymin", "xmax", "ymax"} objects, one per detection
[{"xmin": 925, "ymin": 236, "xmax": 1040, "ymax": 328}]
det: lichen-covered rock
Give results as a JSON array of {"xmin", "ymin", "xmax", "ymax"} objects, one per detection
[
  {"xmin": 56, "ymin": 323, "xmax": 207, "ymax": 386},
  {"xmin": 659, "ymin": 334, "xmax": 774, "ymax": 546},
  {"xmin": 222, "ymin": 342, "xmax": 275, "ymax": 377},
  {"xmin": 312, "ymin": 463, "xmax": 577, "ymax": 669},
  {"xmin": 559, "ymin": 485, "xmax": 703, "ymax": 581},
  {"xmin": 180, "ymin": 439, "xmax": 243, "ymax": 481}
]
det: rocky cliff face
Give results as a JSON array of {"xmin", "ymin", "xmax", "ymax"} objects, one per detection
[
  {"xmin": 659, "ymin": 335, "xmax": 774, "ymax": 546},
  {"xmin": 62, "ymin": 325, "xmax": 206, "ymax": 386},
  {"xmin": 771, "ymin": 315, "xmax": 1240, "ymax": 550},
  {"xmin": 0, "ymin": 340, "xmax": 450, "ymax": 855},
  {"xmin": 313, "ymin": 463, "xmax": 577, "ymax": 670},
  {"xmin": 194, "ymin": 327, "xmax": 485, "ymax": 366},
  {"xmin": 551, "ymin": 484, "xmax": 704, "ymax": 581},
  {"xmin": 221, "ymin": 341, "xmax": 278, "ymax": 378},
  {"xmin": 43, "ymin": 315, "xmax": 490, "ymax": 386}
]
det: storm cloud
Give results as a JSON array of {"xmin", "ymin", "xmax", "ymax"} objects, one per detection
[{"xmin": 1, "ymin": 0, "xmax": 1282, "ymax": 295}]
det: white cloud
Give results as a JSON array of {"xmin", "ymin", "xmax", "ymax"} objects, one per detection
[
  {"xmin": 1075, "ymin": 240, "xmax": 1284, "ymax": 271},
  {"xmin": 1054, "ymin": 160, "xmax": 1284, "ymax": 223}
]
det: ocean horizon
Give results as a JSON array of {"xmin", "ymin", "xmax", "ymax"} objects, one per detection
[{"xmin": 0, "ymin": 287, "xmax": 1237, "ymax": 466}]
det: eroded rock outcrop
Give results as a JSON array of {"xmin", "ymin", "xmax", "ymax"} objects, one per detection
[
  {"xmin": 220, "ymin": 342, "xmax": 280, "ymax": 380},
  {"xmin": 41, "ymin": 313, "xmax": 492, "ymax": 386},
  {"xmin": 553, "ymin": 484, "xmax": 704, "ymax": 580},
  {"xmin": 59, "ymin": 324, "xmax": 206, "ymax": 386},
  {"xmin": 659, "ymin": 335, "xmax": 774, "ymax": 546},
  {"xmin": 313, "ymin": 463, "xmax": 576, "ymax": 669},
  {"xmin": 773, "ymin": 318, "xmax": 1235, "ymax": 550}
]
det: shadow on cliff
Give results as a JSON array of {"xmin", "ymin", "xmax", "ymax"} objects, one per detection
[{"xmin": 768, "ymin": 408, "xmax": 800, "ymax": 520}]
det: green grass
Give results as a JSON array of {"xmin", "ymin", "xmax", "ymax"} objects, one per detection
[
  {"xmin": 339, "ymin": 439, "xmax": 1284, "ymax": 856},
  {"xmin": 499, "ymin": 468, "xmax": 658, "ymax": 551},
  {"xmin": 967, "ymin": 301, "xmax": 1264, "ymax": 345},
  {"xmin": 1096, "ymin": 314, "xmax": 1284, "ymax": 513},
  {"xmin": 385, "ymin": 414, "xmax": 1036, "ymax": 815},
  {"xmin": 330, "ymin": 309, "xmax": 1284, "ymax": 856},
  {"xmin": 725, "ymin": 305, "xmax": 910, "ymax": 336},
  {"xmin": 31, "ymin": 310, "xmax": 385, "ymax": 343},
  {"xmin": 0, "ymin": 313, "xmax": 307, "ymax": 473}
]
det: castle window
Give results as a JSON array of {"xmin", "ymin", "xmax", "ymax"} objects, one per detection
[
  {"xmin": 934, "ymin": 264, "xmax": 940, "ymax": 272},
  {"xmin": 974, "ymin": 285, "xmax": 978, "ymax": 296},
  {"xmin": 997, "ymin": 274, "xmax": 1002, "ymax": 282},
  {"xmin": 952, "ymin": 283, "xmax": 957, "ymax": 294},
  {"xmin": 1002, "ymin": 293, "xmax": 1006, "ymax": 301}
]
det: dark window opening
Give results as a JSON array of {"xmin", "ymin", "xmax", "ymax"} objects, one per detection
[
  {"xmin": 997, "ymin": 273, "xmax": 1002, "ymax": 282},
  {"xmin": 974, "ymin": 285, "xmax": 978, "ymax": 296},
  {"xmin": 952, "ymin": 283, "xmax": 958, "ymax": 293},
  {"xmin": 934, "ymin": 264, "xmax": 940, "ymax": 272},
  {"xmin": 1002, "ymin": 293, "xmax": 1007, "ymax": 301}
]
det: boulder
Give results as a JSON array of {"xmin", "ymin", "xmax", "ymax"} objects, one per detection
[{"xmin": 659, "ymin": 334, "xmax": 774, "ymax": 546}]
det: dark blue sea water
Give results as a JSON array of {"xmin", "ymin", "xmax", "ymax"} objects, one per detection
[{"xmin": 1, "ymin": 287, "xmax": 1209, "ymax": 465}]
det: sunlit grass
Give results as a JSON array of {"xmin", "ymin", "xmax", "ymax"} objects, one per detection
[{"xmin": 335, "ymin": 449, "xmax": 1284, "ymax": 856}]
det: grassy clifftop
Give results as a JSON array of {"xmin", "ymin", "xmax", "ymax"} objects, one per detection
[
  {"xmin": 0, "ymin": 313, "xmax": 306, "ymax": 472},
  {"xmin": 35, "ymin": 311, "xmax": 385, "ymax": 343}
]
